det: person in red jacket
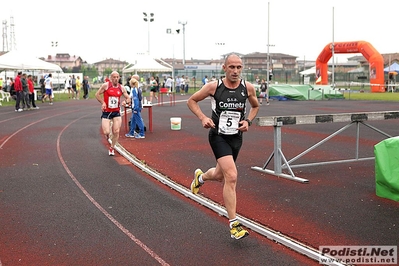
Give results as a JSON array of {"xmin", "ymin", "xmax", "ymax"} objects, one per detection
[
  {"xmin": 14, "ymin": 72, "xmax": 23, "ymax": 112},
  {"xmin": 27, "ymin": 75, "xmax": 39, "ymax": 109}
]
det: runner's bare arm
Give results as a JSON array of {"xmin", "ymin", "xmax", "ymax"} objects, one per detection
[
  {"xmin": 187, "ymin": 82, "xmax": 217, "ymax": 129},
  {"xmin": 245, "ymin": 82, "xmax": 260, "ymax": 121},
  {"xmin": 95, "ymin": 83, "xmax": 107, "ymax": 111}
]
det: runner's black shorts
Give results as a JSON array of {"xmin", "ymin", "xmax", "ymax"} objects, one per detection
[
  {"xmin": 208, "ymin": 129, "xmax": 242, "ymax": 161},
  {"xmin": 101, "ymin": 111, "xmax": 121, "ymax": 120}
]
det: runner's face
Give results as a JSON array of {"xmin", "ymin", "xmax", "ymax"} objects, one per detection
[
  {"xmin": 111, "ymin": 74, "xmax": 119, "ymax": 86},
  {"xmin": 223, "ymin": 56, "xmax": 243, "ymax": 83}
]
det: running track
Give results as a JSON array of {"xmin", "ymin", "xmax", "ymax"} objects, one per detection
[{"xmin": 0, "ymin": 99, "xmax": 317, "ymax": 266}]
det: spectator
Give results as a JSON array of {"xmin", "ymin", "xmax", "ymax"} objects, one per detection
[
  {"xmin": 21, "ymin": 73, "xmax": 31, "ymax": 110},
  {"xmin": 164, "ymin": 76, "xmax": 174, "ymax": 96},
  {"xmin": 82, "ymin": 76, "xmax": 90, "ymax": 99},
  {"xmin": 149, "ymin": 76, "xmax": 158, "ymax": 103},
  {"xmin": 184, "ymin": 75, "xmax": 190, "ymax": 95},
  {"xmin": 175, "ymin": 76, "xmax": 182, "ymax": 94},
  {"xmin": 125, "ymin": 77, "xmax": 145, "ymax": 139},
  {"xmin": 66, "ymin": 75, "xmax": 73, "ymax": 99},
  {"xmin": 258, "ymin": 78, "xmax": 269, "ymax": 105},
  {"xmin": 14, "ymin": 72, "xmax": 23, "ymax": 112},
  {"xmin": 76, "ymin": 76, "xmax": 82, "ymax": 100},
  {"xmin": 202, "ymin": 75, "xmax": 208, "ymax": 86},
  {"xmin": 39, "ymin": 75, "xmax": 46, "ymax": 98},
  {"xmin": 71, "ymin": 75, "xmax": 77, "ymax": 99},
  {"xmin": 5, "ymin": 77, "xmax": 11, "ymax": 92},
  {"xmin": 42, "ymin": 73, "xmax": 54, "ymax": 105},
  {"xmin": 180, "ymin": 75, "xmax": 186, "ymax": 95},
  {"xmin": 27, "ymin": 75, "xmax": 39, "ymax": 109}
]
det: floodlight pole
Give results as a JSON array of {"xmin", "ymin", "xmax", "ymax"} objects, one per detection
[
  {"xmin": 266, "ymin": 3, "xmax": 274, "ymax": 86},
  {"xmin": 178, "ymin": 20, "xmax": 187, "ymax": 65},
  {"xmin": 267, "ymin": 2, "xmax": 270, "ymax": 86},
  {"xmin": 331, "ymin": 7, "xmax": 335, "ymax": 88},
  {"xmin": 143, "ymin": 12, "xmax": 154, "ymax": 55},
  {"xmin": 167, "ymin": 28, "xmax": 180, "ymax": 91}
]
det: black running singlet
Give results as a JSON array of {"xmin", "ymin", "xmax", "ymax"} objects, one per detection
[{"xmin": 210, "ymin": 79, "xmax": 248, "ymax": 135}]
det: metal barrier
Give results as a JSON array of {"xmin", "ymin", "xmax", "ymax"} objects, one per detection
[{"xmin": 252, "ymin": 111, "xmax": 399, "ymax": 183}]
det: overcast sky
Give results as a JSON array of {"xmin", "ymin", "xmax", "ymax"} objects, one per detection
[{"xmin": 2, "ymin": 0, "xmax": 398, "ymax": 65}]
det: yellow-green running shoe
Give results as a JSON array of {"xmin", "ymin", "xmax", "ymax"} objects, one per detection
[
  {"xmin": 230, "ymin": 221, "xmax": 249, "ymax": 240},
  {"xmin": 191, "ymin": 168, "xmax": 203, "ymax": 194}
]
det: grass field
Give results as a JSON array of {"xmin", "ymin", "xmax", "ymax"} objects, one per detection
[
  {"xmin": 1, "ymin": 86, "xmax": 398, "ymax": 108},
  {"xmin": 344, "ymin": 91, "xmax": 399, "ymax": 101}
]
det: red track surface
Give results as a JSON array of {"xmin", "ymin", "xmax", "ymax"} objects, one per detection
[{"xmin": 119, "ymin": 97, "xmax": 399, "ymax": 251}]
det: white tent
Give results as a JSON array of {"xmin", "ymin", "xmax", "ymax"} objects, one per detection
[
  {"xmin": 0, "ymin": 51, "xmax": 63, "ymax": 72},
  {"xmin": 300, "ymin": 66, "xmax": 331, "ymax": 76},
  {"xmin": 123, "ymin": 56, "xmax": 172, "ymax": 73}
]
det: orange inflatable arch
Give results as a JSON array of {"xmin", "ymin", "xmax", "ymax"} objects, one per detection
[{"xmin": 315, "ymin": 41, "xmax": 385, "ymax": 92}]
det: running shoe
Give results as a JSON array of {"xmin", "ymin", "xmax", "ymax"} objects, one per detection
[
  {"xmin": 125, "ymin": 133, "xmax": 135, "ymax": 138},
  {"xmin": 109, "ymin": 147, "xmax": 115, "ymax": 156},
  {"xmin": 230, "ymin": 221, "xmax": 249, "ymax": 240},
  {"xmin": 191, "ymin": 168, "xmax": 203, "ymax": 194},
  {"xmin": 135, "ymin": 135, "xmax": 145, "ymax": 139}
]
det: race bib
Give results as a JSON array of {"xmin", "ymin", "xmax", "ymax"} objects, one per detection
[
  {"xmin": 218, "ymin": 111, "xmax": 240, "ymax": 135},
  {"xmin": 108, "ymin": 96, "xmax": 119, "ymax": 109}
]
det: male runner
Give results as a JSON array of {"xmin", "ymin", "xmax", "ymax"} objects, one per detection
[{"xmin": 95, "ymin": 71, "xmax": 131, "ymax": 156}]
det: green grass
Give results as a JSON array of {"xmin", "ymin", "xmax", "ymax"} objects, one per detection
[
  {"xmin": 344, "ymin": 91, "xmax": 399, "ymax": 101},
  {"xmin": 0, "ymin": 90, "xmax": 99, "ymax": 107},
  {"xmin": 0, "ymin": 87, "xmax": 202, "ymax": 107},
  {"xmin": 2, "ymin": 86, "xmax": 397, "ymax": 107}
]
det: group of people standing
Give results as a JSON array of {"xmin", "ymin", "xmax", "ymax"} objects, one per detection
[
  {"xmin": 65, "ymin": 75, "xmax": 90, "ymax": 100},
  {"xmin": 174, "ymin": 75, "xmax": 190, "ymax": 95},
  {"xmin": 14, "ymin": 71, "xmax": 40, "ymax": 111},
  {"xmin": 146, "ymin": 75, "xmax": 190, "ymax": 103}
]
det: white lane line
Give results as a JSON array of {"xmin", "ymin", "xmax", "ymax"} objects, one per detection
[
  {"xmin": 56, "ymin": 114, "xmax": 170, "ymax": 266},
  {"xmin": 0, "ymin": 109, "xmax": 78, "ymax": 149},
  {"xmin": 116, "ymin": 143, "xmax": 345, "ymax": 266}
]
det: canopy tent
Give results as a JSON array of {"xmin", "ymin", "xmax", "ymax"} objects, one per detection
[
  {"xmin": 0, "ymin": 50, "xmax": 63, "ymax": 72},
  {"xmin": 383, "ymin": 62, "xmax": 399, "ymax": 74},
  {"xmin": 299, "ymin": 66, "xmax": 331, "ymax": 76},
  {"xmin": 123, "ymin": 56, "xmax": 172, "ymax": 73}
]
